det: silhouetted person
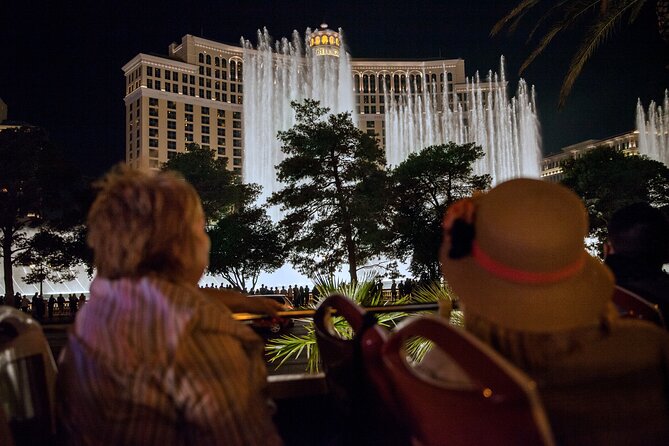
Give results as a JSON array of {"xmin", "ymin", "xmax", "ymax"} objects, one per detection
[
  {"xmin": 69, "ymin": 294, "xmax": 78, "ymax": 315},
  {"xmin": 605, "ymin": 202, "xmax": 669, "ymax": 322},
  {"xmin": 48, "ymin": 295, "xmax": 56, "ymax": 319},
  {"xmin": 390, "ymin": 280, "xmax": 397, "ymax": 300},
  {"xmin": 57, "ymin": 294, "xmax": 65, "ymax": 315}
]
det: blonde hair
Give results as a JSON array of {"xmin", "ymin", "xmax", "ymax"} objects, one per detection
[{"xmin": 87, "ymin": 165, "xmax": 203, "ymax": 282}]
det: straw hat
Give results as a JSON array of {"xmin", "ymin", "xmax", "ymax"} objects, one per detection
[{"xmin": 440, "ymin": 178, "xmax": 613, "ymax": 332}]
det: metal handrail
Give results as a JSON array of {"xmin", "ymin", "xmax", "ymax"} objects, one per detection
[{"xmin": 233, "ymin": 302, "xmax": 439, "ymax": 321}]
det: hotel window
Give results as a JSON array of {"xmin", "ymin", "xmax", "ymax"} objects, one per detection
[
  {"xmin": 190, "ymin": 87, "xmax": 195, "ymax": 96},
  {"xmin": 167, "ymin": 111, "xmax": 176, "ymax": 119},
  {"xmin": 230, "ymin": 61, "xmax": 237, "ymax": 81},
  {"xmin": 167, "ymin": 101, "xmax": 176, "ymax": 110},
  {"xmin": 185, "ymin": 113, "xmax": 193, "ymax": 122},
  {"xmin": 206, "ymin": 54, "xmax": 211, "ymax": 65},
  {"xmin": 217, "ymin": 128, "xmax": 225, "ymax": 136},
  {"xmin": 185, "ymin": 104, "xmax": 193, "ymax": 112},
  {"xmin": 182, "ymin": 73, "xmax": 188, "ymax": 83},
  {"xmin": 185, "ymin": 123, "xmax": 193, "ymax": 132},
  {"xmin": 202, "ymin": 126, "xmax": 210, "ymax": 134},
  {"xmin": 233, "ymin": 139, "xmax": 241, "ymax": 147},
  {"xmin": 149, "ymin": 128, "xmax": 158, "ymax": 137},
  {"xmin": 233, "ymin": 120, "xmax": 241, "ymax": 128},
  {"xmin": 147, "ymin": 66, "xmax": 153, "ymax": 76},
  {"xmin": 167, "ymin": 121, "xmax": 177, "ymax": 129},
  {"xmin": 217, "ymin": 118, "xmax": 225, "ymax": 126},
  {"xmin": 221, "ymin": 83, "xmax": 227, "ymax": 91},
  {"xmin": 168, "ymin": 131, "xmax": 176, "ymax": 140},
  {"xmin": 155, "ymin": 68, "xmax": 161, "ymax": 78},
  {"xmin": 215, "ymin": 70, "xmax": 220, "ymax": 79},
  {"xmin": 199, "ymin": 66, "xmax": 204, "ymax": 75},
  {"xmin": 237, "ymin": 62, "xmax": 242, "ymax": 80},
  {"xmin": 149, "ymin": 149, "xmax": 159, "ymax": 158},
  {"xmin": 370, "ymin": 76, "xmax": 376, "ymax": 93},
  {"xmin": 202, "ymin": 106, "xmax": 210, "ymax": 115},
  {"xmin": 363, "ymin": 75, "xmax": 369, "ymax": 93},
  {"xmin": 233, "ymin": 130, "xmax": 241, "ymax": 138},
  {"xmin": 165, "ymin": 70, "xmax": 171, "ymax": 80},
  {"xmin": 190, "ymin": 75, "xmax": 195, "ymax": 84},
  {"xmin": 172, "ymin": 72, "xmax": 178, "ymax": 81},
  {"xmin": 149, "ymin": 118, "xmax": 158, "ymax": 127},
  {"xmin": 206, "ymin": 79, "xmax": 211, "ymax": 88},
  {"xmin": 165, "ymin": 83, "xmax": 171, "ymax": 92},
  {"xmin": 231, "ymin": 84, "xmax": 236, "ymax": 93},
  {"xmin": 217, "ymin": 147, "xmax": 225, "ymax": 155},
  {"xmin": 231, "ymin": 96, "xmax": 236, "ymax": 104},
  {"xmin": 167, "ymin": 150, "xmax": 177, "ymax": 159},
  {"xmin": 367, "ymin": 129, "xmax": 375, "ymax": 136},
  {"xmin": 147, "ymin": 79, "xmax": 153, "ymax": 88},
  {"xmin": 233, "ymin": 112, "xmax": 241, "ymax": 119},
  {"xmin": 221, "ymin": 94, "xmax": 227, "ymax": 102},
  {"xmin": 155, "ymin": 80, "xmax": 161, "ymax": 90},
  {"xmin": 182, "ymin": 85, "xmax": 188, "ymax": 94},
  {"xmin": 215, "ymin": 57, "xmax": 220, "ymax": 67},
  {"xmin": 366, "ymin": 121, "xmax": 374, "ymax": 128},
  {"xmin": 217, "ymin": 137, "xmax": 225, "ymax": 145},
  {"xmin": 233, "ymin": 148, "xmax": 242, "ymax": 157},
  {"xmin": 380, "ymin": 106, "xmax": 385, "ymax": 114},
  {"xmin": 233, "ymin": 158, "xmax": 241, "ymax": 166},
  {"xmin": 201, "ymin": 116, "xmax": 210, "ymax": 124},
  {"xmin": 206, "ymin": 67, "xmax": 211, "ymax": 77},
  {"xmin": 215, "ymin": 92, "xmax": 220, "ymax": 101},
  {"xmin": 221, "ymin": 59, "xmax": 227, "ymax": 68},
  {"xmin": 202, "ymin": 135, "xmax": 210, "ymax": 144},
  {"xmin": 199, "ymin": 89, "xmax": 204, "ymax": 97},
  {"xmin": 149, "ymin": 139, "xmax": 159, "ymax": 147},
  {"xmin": 199, "ymin": 53, "xmax": 204, "ymax": 63},
  {"xmin": 354, "ymin": 74, "xmax": 360, "ymax": 92},
  {"xmin": 217, "ymin": 110, "xmax": 225, "ymax": 118},
  {"xmin": 149, "ymin": 98, "xmax": 158, "ymax": 106},
  {"xmin": 206, "ymin": 91, "xmax": 212, "ymax": 99},
  {"xmin": 149, "ymin": 108, "xmax": 159, "ymax": 117},
  {"xmin": 364, "ymin": 106, "xmax": 369, "ymax": 114},
  {"xmin": 199, "ymin": 77, "xmax": 204, "ymax": 86},
  {"xmin": 202, "ymin": 145, "xmax": 210, "ymax": 150},
  {"xmin": 185, "ymin": 133, "xmax": 193, "ymax": 142},
  {"xmin": 221, "ymin": 71, "xmax": 227, "ymax": 80}
]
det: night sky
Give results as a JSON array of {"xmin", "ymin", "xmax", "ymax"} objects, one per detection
[{"xmin": 2, "ymin": 0, "xmax": 668, "ymax": 175}]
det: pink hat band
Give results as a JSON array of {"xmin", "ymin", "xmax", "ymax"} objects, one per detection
[{"xmin": 472, "ymin": 241, "xmax": 587, "ymax": 285}]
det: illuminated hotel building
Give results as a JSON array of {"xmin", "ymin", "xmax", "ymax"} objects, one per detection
[
  {"xmin": 541, "ymin": 131, "xmax": 639, "ymax": 182},
  {"xmin": 122, "ymin": 29, "xmax": 467, "ymax": 171}
]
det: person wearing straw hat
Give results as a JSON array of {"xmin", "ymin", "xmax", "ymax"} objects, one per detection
[{"xmin": 438, "ymin": 178, "xmax": 669, "ymax": 445}]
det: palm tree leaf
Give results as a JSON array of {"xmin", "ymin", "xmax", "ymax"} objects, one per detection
[
  {"xmin": 491, "ymin": 0, "xmax": 543, "ymax": 36},
  {"xmin": 520, "ymin": 0, "xmax": 601, "ymax": 74},
  {"xmin": 559, "ymin": 0, "xmax": 642, "ymax": 107}
]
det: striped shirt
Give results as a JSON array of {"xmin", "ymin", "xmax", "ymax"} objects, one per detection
[{"xmin": 57, "ymin": 276, "xmax": 282, "ymax": 446}]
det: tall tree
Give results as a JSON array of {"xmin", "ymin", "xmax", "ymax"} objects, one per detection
[
  {"xmin": 208, "ymin": 206, "xmax": 284, "ymax": 292},
  {"xmin": 269, "ymin": 99, "xmax": 389, "ymax": 283},
  {"xmin": 16, "ymin": 229, "xmax": 79, "ymax": 296},
  {"xmin": 492, "ymin": 1, "xmax": 669, "ymax": 108},
  {"xmin": 389, "ymin": 143, "xmax": 491, "ymax": 281},
  {"xmin": 163, "ymin": 143, "xmax": 256, "ymax": 223},
  {"xmin": 0, "ymin": 127, "xmax": 87, "ymax": 304},
  {"xmin": 561, "ymin": 146, "xmax": 669, "ymax": 246},
  {"xmin": 163, "ymin": 144, "xmax": 281, "ymax": 290}
]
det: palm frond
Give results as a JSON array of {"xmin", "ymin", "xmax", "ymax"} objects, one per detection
[
  {"xmin": 265, "ymin": 332, "xmax": 317, "ymax": 369},
  {"xmin": 491, "ymin": 0, "xmax": 543, "ymax": 36},
  {"xmin": 559, "ymin": 0, "xmax": 643, "ymax": 107},
  {"xmin": 520, "ymin": 0, "xmax": 601, "ymax": 74}
]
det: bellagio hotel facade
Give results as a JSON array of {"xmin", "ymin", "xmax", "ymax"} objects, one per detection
[{"xmin": 122, "ymin": 31, "xmax": 467, "ymax": 171}]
